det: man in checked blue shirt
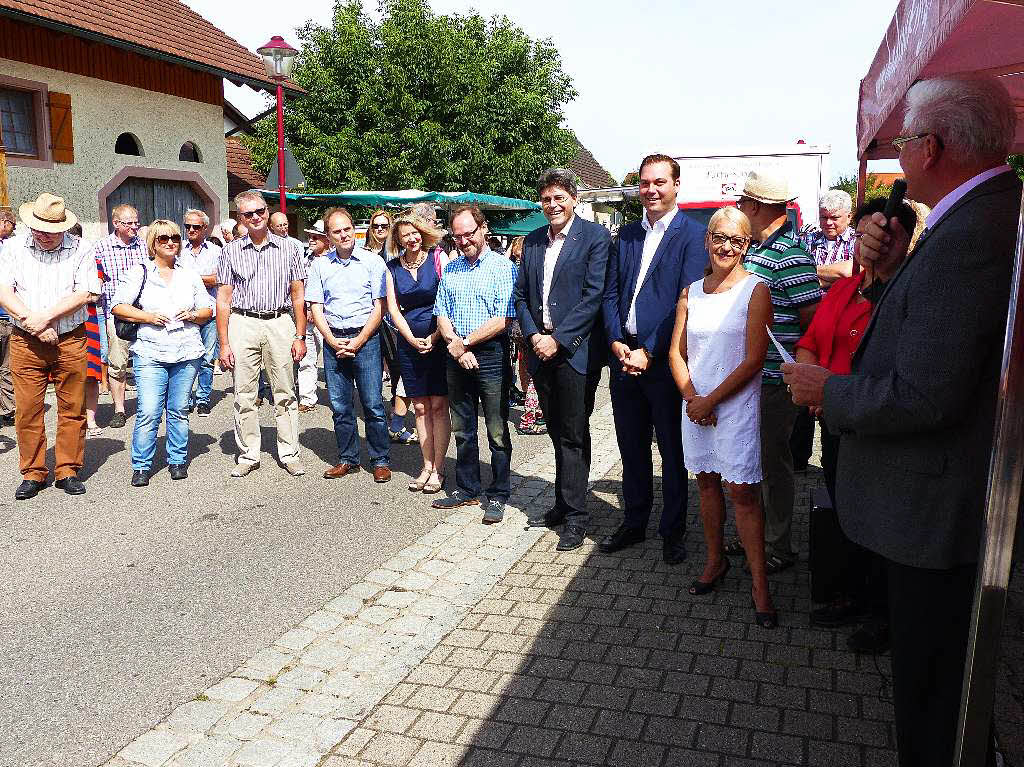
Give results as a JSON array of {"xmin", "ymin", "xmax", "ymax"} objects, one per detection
[{"xmin": 432, "ymin": 205, "xmax": 517, "ymax": 522}]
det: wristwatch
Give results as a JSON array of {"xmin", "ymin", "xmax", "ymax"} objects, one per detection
[{"xmin": 293, "ymin": 334, "xmax": 305, "ymax": 340}]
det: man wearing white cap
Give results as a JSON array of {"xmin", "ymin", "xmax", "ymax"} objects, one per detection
[
  {"xmin": 0, "ymin": 193, "xmax": 102, "ymax": 499},
  {"xmin": 297, "ymin": 220, "xmax": 329, "ymax": 411},
  {"xmin": 730, "ymin": 172, "xmax": 820, "ymax": 572}
]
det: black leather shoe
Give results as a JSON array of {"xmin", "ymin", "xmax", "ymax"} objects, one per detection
[
  {"xmin": 15, "ymin": 479, "xmax": 46, "ymax": 500},
  {"xmin": 131, "ymin": 471, "xmax": 150, "ymax": 487},
  {"xmin": 54, "ymin": 476, "xmax": 86, "ymax": 495},
  {"xmin": 169, "ymin": 464, "xmax": 188, "ymax": 480},
  {"xmin": 598, "ymin": 524, "xmax": 646, "ymax": 554},
  {"xmin": 556, "ymin": 524, "xmax": 586, "ymax": 551},
  {"xmin": 663, "ymin": 533, "xmax": 687, "ymax": 565}
]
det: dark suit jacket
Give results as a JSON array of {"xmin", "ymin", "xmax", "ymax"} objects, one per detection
[
  {"xmin": 602, "ymin": 210, "xmax": 709, "ymax": 363},
  {"xmin": 823, "ymin": 169, "xmax": 1022, "ymax": 569},
  {"xmin": 513, "ymin": 216, "xmax": 611, "ymax": 375}
]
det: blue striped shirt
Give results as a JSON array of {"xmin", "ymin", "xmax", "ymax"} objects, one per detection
[{"xmin": 433, "ymin": 248, "xmax": 517, "ymax": 338}]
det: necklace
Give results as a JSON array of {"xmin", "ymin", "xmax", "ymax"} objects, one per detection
[{"xmin": 402, "ymin": 250, "xmax": 427, "ymax": 270}]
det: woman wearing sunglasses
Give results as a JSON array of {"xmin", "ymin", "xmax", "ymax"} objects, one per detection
[{"xmin": 111, "ymin": 220, "xmax": 214, "ymax": 486}]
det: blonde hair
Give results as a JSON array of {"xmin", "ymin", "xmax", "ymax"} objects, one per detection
[
  {"xmin": 508, "ymin": 236, "xmax": 525, "ymax": 263},
  {"xmin": 387, "ymin": 213, "xmax": 443, "ymax": 259},
  {"xmin": 365, "ymin": 209, "xmax": 393, "ymax": 251},
  {"xmin": 707, "ymin": 206, "xmax": 752, "ymax": 239},
  {"xmin": 146, "ymin": 219, "xmax": 182, "ymax": 260}
]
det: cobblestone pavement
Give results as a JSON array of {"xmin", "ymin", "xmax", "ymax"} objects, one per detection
[{"xmin": 102, "ymin": 395, "xmax": 1023, "ymax": 767}]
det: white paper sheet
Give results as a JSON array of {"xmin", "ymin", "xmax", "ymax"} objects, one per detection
[{"xmin": 766, "ymin": 325, "xmax": 795, "ymax": 364}]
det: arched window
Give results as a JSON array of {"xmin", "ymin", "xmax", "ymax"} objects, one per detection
[
  {"xmin": 115, "ymin": 132, "xmax": 142, "ymax": 156},
  {"xmin": 178, "ymin": 141, "xmax": 202, "ymax": 163}
]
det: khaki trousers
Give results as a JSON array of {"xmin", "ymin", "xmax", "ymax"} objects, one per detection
[
  {"xmin": 9, "ymin": 326, "xmax": 87, "ymax": 481},
  {"xmin": 105, "ymin": 315, "xmax": 133, "ymax": 381},
  {"xmin": 228, "ymin": 312, "xmax": 300, "ymax": 466},
  {"xmin": 0, "ymin": 318, "xmax": 13, "ymax": 417}
]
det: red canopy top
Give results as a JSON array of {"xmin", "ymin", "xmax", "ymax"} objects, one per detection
[{"xmin": 857, "ymin": 0, "xmax": 1024, "ymax": 160}]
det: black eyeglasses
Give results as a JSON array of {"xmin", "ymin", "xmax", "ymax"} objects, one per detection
[
  {"xmin": 709, "ymin": 233, "xmax": 749, "ymax": 250},
  {"xmin": 183, "ymin": 223, "xmax": 204, "ymax": 231},
  {"xmin": 452, "ymin": 224, "xmax": 480, "ymax": 242},
  {"xmin": 240, "ymin": 207, "xmax": 268, "ymax": 219},
  {"xmin": 156, "ymin": 234, "xmax": 182, "ymax": 245}
]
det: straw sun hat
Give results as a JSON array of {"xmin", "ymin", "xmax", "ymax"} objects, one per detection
[
  {"xmin": 737, "ymin": 171, "xmax": 797, "ymax": 205},
  {"xmin": 19, "ymin": 193, "xmax": 78, "ymax": 233}
]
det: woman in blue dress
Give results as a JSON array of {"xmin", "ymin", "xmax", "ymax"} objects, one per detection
[{"xmin": 385, "ymin": 213, "xmax": 451, "ymax": 493}]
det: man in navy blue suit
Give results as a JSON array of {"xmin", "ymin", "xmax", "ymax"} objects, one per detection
[
  {"xmin": 601, "ymin": 154, "xmax": 709, "ymax": 563},
  {"xmin": 514, "ymin": 169, "xmax": 611, "ymax": 551}
]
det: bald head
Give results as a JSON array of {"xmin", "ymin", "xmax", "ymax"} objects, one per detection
[{"xmin": 269, "ymin": 212, "xmax": 290, "ymax": 237}]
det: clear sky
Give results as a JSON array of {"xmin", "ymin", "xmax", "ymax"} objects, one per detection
[{"xmin": 186, "ymin": 0, "xmax": 902, "ymax": 183}]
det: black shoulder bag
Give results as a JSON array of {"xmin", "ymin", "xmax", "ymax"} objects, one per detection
[{"xmin": 113, "ymin": 262, "xmax": 148, "ymax": 343}]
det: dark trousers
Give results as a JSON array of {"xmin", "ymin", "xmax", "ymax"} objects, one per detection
[
  {"xmin": 822, "ymin": 428, "xmax": 887, "ymax": 615},
  {"xmin": 609, "ymin": 362, "xmax": 686, "ymax": 538},
  {"xmin": 447, "ymin": 337, "xmax": 512, "ymax": 501},
  {"xmin": 790, "ymin": 407, "xmax": 815, "ymax": 469},
  {"xmin": 886, "ymin": 558, "xmax": 980, "ymax": 767},
  {"xmin": 533, "ymin": 357, "xmax": 600, "ymax": 527}
]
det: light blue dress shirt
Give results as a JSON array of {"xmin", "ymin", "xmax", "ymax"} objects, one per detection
[
  {"xmin": 433, "ymin": 248, "xmax": 517, "ymax": 338},
  {"xmin": 305, "ymin": 246, "xmax": 386, "ymax": 330}
]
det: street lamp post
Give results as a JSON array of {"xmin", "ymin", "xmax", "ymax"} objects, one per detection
[{"xmin": 257, "ymin": 35, "xmax": 298, "ymax": 215}]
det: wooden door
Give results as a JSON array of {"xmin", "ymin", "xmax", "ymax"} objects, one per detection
[{"xmin": 106, "ymin": 177, "xmax": 207, "ymax": 232}]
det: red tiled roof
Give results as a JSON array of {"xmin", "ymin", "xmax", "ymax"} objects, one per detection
[
  {"xmin": 0, "ymin": 0, "xmax": 298, "ymax": 93},
  {"xmin": 227, "ymin": 137, "xmax": 266, "ymax": 201},
  {"xmin": 570, "ymin": 136, "xmax": 618, "ymax": 189},
  {"xmin": 871, "ymin": 172, "xmax": 905, "ymax": 186}
]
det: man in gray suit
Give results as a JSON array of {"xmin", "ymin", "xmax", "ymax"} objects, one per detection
[{"xmin": 784, "ymin": 75, "xmax": 1020, "ymax": 767}]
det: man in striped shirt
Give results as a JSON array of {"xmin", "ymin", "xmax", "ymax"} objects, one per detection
[
  {"xmin": 0, "ymin": 194, "xmax": 102, "ymax": 500},
  {"xmin": 217, "ymin": 190, "xmax": 307, "ymax": 478},
  {"xmin": 93, "ymin": 203, "xmax": 146, "ymax": 428},
  {"xmin": 734, "ymin": 172, "xmax": 821, "ymax": 573}
]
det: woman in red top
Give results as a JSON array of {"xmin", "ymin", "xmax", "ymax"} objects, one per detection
[{"xmin": 795, "ymin": 196, "xmax": 918, "ymax": 651}]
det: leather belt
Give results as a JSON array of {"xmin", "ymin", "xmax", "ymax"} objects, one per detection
[
  {"xmin": 232, "ymin": 308, "xmax": 287, "ymax": 319},
  {"xmin": 329, "ymin": 326, "xmax": 362, "ymax": 336}
]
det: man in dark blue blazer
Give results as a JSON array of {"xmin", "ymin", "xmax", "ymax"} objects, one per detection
[
  {"xmin": 514, "ymin": 169, "xmax": 611, "ymax": 551},
  {"xmin": 601, "ymin": 154, "xmax": 709, "ymax": 563}
]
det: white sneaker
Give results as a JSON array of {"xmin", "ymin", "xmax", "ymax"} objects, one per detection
[
  {"xmin": 231, "ymin": 462, "xmax": 260, "ymax": 478},
  {"xmin": 284, "ymin": 462, "xmax": 306, "ymax": 477}
]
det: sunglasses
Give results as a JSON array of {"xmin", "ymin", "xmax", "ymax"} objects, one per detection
[
  {"xmin": 183, "ymin": 223, "xmax": 204, "ymax": 231},
  {"xmin": 117, "ymin": 221, "xmax": 141, "ymax": 228},
  {"xmin": 156, "ymin": 234, "xmax": 182, "ymax": 245},
  {"xmin": 371, "ymin": 223, "xmax": 390, "ymax": 230},
  {"xmin": 240, "ymin": 207, "xmax": 268, "ymax": 219}
]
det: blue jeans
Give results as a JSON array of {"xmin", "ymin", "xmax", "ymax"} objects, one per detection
[
  {"xmin": 131, "ymin": 355, "xmax": 201, "ymax": 471},
  {"xmin": 192, "ymin": 319, "xmax": 219, "ymax": 406},
  {"xmin": 322, "ymin": 332, "xmax": 390, "ymax": 467},
  {"xmin": 446, "ymin": 337, "xmax": 512, "ymax": 501}
]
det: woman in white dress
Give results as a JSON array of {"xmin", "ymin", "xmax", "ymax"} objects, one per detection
[{"xmin": 668, "ymin": 207, "xmax": 777, "ymax": 628}]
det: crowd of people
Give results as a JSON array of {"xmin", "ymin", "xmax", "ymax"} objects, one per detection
[{"xmin": 0, "ymin": 73, "xmax": 1018, "ymax": 767}]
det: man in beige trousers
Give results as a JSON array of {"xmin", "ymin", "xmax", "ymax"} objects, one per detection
[{"xmin": 216, "ymin": 191, "xmax": 307, "ymax": 477}]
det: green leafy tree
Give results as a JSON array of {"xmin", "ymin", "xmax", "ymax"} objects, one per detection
[
  {"xmin": 833, "ymin": 173, "xmax": 893, "ymax": 205},
  {"xmin": 245, "ymin": 0, "xmax": 579, "ymax": 200},
  {"xmin": 1009, "ymin": 154, "xmax": 1024, "ymax": 181}
]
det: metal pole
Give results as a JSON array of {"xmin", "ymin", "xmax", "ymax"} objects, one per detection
[
  {"xmin": 954, "ymin": 187, "xmax": 1024, "ymax": 766},
  {"xmin": 276, "ymin": 81, "xmax": 287, "ymax": 215}
]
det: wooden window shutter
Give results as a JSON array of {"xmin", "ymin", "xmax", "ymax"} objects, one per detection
[{"xmin": 48, "ymin": 91, "xmax": 74, "ymax": 164}]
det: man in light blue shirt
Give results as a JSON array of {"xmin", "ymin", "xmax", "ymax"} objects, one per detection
[
  {"xmin": 432, "ymin": 204, "xmax": 517, "ymax": 522},
  {"xmin": 306, "ymin": 207, "xmax": 391, "ymax": 482}
]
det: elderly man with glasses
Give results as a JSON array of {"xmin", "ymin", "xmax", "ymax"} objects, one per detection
[
  {"xmin": 93, "ymin": 203, "xmax": 146, "ymax": 428},
  {"xmin": 217, "ymin": 191, "xmax": 307, "ymax": 478},
  {"xmin": 179, "ymin": 209, "xmax": 221, "ymax": 416},
  {"xmin": 799, "ymin": 189, "xmax": 857, "ymax": 289}
]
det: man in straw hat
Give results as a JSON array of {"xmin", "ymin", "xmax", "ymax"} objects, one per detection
[
  {"xmin": 721, "ymin": 171, "xmax": 820, "ymax": 572},
  {"xmin": 0, "ymin": 193, "xmax": 102, "ymax": 499}
]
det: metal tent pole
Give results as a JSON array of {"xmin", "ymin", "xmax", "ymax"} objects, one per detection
[{"xmin": 955, "ymin": 187, "xmax": 1024, "ymax": 766}]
